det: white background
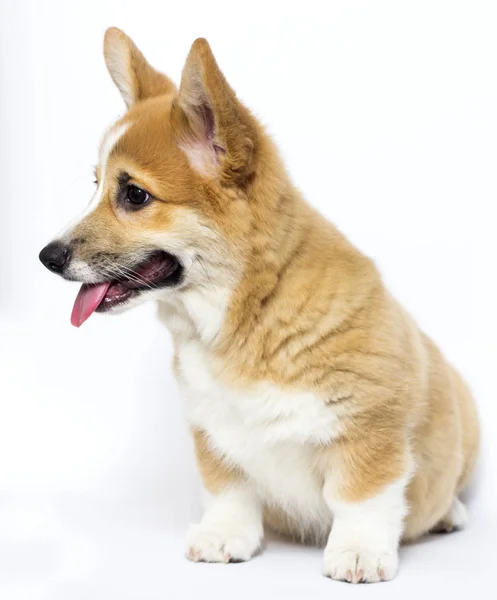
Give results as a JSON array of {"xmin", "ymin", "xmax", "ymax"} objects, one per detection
[{"xmin": 1, "ymin": 1, "xmax": 496, "ymax": 598}]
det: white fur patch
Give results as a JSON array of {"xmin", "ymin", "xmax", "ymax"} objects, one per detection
[
  {"xmin": 59, "ymin": 122, "xmax": 129, "ymax": 244},
  {"xmin": 323, "ymin": 473, "xmax": 411, "ymax": 583},
  {"xmin": 186, "ymin": 485, "xmax": 263, "ymax": 563},
  {"xmin": 166, "ymin": 284, "xmax": 232, "ymax": 344},
  {"xmin": 64, "ymin": 258, "xmax": 101, "ymax": 284},
  {"xmin": 443, "ymin": 497, "xmax": 468, "ymax": 530},
  {"xmin": 85, "ymin": 122, "xmax": 130, "ymax": 218},
  {"xmin": 173, "ymin": 339, "xmax": 343, "ymax": 541}
]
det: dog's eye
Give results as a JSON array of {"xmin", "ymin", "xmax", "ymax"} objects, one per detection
[{"xmin": 126, "ymin": 185, "xmax": 150, "ymax": 206}]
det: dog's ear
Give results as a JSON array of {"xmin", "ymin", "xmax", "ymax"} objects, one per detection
[
  {"xmin": 104, "ymin": 28, "xmax": 176, "ymax": 108},
  {"xmin": 171, "ymin": 38, "xmax": 258, "ymax": 185}
]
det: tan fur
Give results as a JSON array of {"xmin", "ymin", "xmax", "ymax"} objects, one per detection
[
  {"xmin": 192, "ymin": 429, "xmax": 242, "ymax": 495},
  {"xmin": 104, "ymin": 28, "xmax": 177, "ymax": 107},
  {"xmin": 69, "ymin": 30, "xmax": 480, "ymax": 545}
]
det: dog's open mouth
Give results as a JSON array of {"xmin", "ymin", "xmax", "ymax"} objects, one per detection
[{"xmin": 71, "ymin": 251, "xmax": 182, "ymax": 327}]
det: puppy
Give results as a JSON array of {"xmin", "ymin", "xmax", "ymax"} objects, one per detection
[{"xmin": 39, "ymin": 29, "xmax": 479, "ymax": 583}]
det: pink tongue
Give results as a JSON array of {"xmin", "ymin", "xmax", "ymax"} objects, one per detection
[{"xmin": 71, "ymin": 282, "xmax": 111, "ymax": 328}]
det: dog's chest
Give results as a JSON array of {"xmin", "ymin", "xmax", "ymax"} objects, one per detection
[{"xmin": 175, "ymin": 340, "xmax": 340, "ymax": 522}]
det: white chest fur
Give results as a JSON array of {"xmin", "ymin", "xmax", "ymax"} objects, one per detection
[{"xmin": 175, "ymin": 339, "xmax": 341, "ymax": 534}]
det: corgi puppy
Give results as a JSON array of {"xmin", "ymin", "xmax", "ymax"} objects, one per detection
[{"xmin": 39, "ymin": 28, "xmax": 479, "ymax": 583}]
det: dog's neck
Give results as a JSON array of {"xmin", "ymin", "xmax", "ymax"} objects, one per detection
[{"xmin": 159, "ymin": 134, "xmax": 373, "ymax": 381}]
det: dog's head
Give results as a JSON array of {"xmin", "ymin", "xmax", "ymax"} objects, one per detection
[{"xmin": 39, "ymin": 29, "xmax": 262, "ymax": 326}]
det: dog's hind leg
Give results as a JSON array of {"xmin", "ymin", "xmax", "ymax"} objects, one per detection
[{"xmin": 431, "ymin": 497, "xmax": 468, "ymax": 533}]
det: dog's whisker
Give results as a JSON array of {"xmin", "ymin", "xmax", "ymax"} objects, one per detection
[{"xmin": 98, "ymin": 255, "xmax": 165, "ymax": 292}]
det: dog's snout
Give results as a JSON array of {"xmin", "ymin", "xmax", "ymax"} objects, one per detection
[{"xmin": 39, "ymin": 241, "xmax": 72, "ymax": 274}]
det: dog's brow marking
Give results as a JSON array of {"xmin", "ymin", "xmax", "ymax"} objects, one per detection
[{"xmin": 80, "ymin": 121, "xmax": 130, "ymax": 219}]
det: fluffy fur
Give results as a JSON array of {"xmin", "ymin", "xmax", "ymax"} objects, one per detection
[{"xmin": 46, "ymin": 28, "xmax": 480, "ymax": 583}]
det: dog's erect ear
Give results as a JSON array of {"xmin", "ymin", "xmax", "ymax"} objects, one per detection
[
  {"xmin": 104, "ymin": 27, "xmax": 176, "ymax": 108},
  {"xmin": 172, "ymin": 38, "xmax": 258, "ymax": 185}
]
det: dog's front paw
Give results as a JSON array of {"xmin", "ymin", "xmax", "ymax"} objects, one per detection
[
  {"xmin": 323, "ymin": 542, "xmax": 398, "ymax": 583},
  {"xmin": 186, "ymin": 521, "xmax": 262, "ymax": 563}
]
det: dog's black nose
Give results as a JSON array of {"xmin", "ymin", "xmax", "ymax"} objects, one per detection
[{"xmin": 39, "ymin": 242, "xmax": 72, "ymax": 274}]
